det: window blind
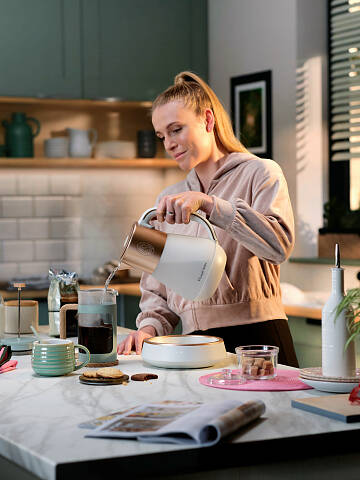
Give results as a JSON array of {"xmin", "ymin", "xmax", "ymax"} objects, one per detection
[{"xmin": 330, "ymin": 0, "xmax": 360, "ymax": 162}]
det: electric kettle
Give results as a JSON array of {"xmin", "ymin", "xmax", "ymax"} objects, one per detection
[{"xmin": 119, "ymin": 207, "xmax": 227, "ymax": 301}]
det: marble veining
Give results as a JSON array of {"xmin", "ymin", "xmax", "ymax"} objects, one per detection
[{"xmin": 0, "ymin": 328, "xmax": 359, "ymax": 480}]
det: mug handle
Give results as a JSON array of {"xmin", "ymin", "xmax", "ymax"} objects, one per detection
[
  {"xmin": 59, "ymin": 304, "xmax": 78, "ymax": 339},
  {"xmin": 89, "ymin": 129, "xmax": 98, "ymax": 146},
  {"xmin": 73, "ymin": 344, "xmax": 90, "ymax": 370}
]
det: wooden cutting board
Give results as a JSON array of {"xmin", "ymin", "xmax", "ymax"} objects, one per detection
[{"xmin": 292, "ymin": 394, "xmax": 360, "ymax": 423}]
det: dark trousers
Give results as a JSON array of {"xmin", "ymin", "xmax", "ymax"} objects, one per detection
[{"xmin": 191, "ymin": 319, "xmax": 299, "ymax": 368}]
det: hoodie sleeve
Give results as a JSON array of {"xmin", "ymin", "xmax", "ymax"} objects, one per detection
[
  {"xmin": 135, "ymin": 270, "xmax": 181, "ymax": 336},
  {"xmin": 209, "ymin": 161, "xmax": 295, "ymax": 264}
]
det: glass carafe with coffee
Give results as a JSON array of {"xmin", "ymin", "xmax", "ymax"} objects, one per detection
[{"xmin": 59, "ymin": 288, "xmax": 118, "ymax": 367}]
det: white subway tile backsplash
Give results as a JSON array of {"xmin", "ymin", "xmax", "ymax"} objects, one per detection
[
  {"xmin": 107, "ymin": 169, "xmax": 164, "ymax": 195},
  {"xmin": 19, "ymin": 219, "xmax": 49, "ymax": 239},
  {"xmin": 35, "ymin": 196, "xmax": 65, "ymax": 217},
  {"xmin": 2, "ymin": 196, "xmax": 33, "ymax": 217},
  {"xmin": 81, "ymin": 196, "xmax": 125, "ymax": 217},
  {"xmin": 17, "ymin": 174, "xmax": 49, "ymax": 195},
  {"xmin": 18, "ymin": 261, "xmax": 50, "ymax": 277},
  {"xmin": 64, "ymin": 196, "xmax": 82, "ymax": 216},
  {"xmin": 50, "ymin": 218, "xmax": 81, "ymax": 238},
  {"xmin": 0, "ymin": 169, "xmax": 174, "ymax": 281},
  {"xmin": 3, "ymin": 240, "xmax": 34, "ymax": 262},
  {"xmin": 35, "ymin": 240, "xmax": 65, "ymax": 261},
  {"xmin": 50, "ymin": 175, "xmax": 82, "ymax": 195},
  {"xmin": 0, "ymin": 263, "xmax": 18, "ymax": 280},
  {"xmin": 65, "ymin": 240, "xmax": 81, "ymax": 260},
  {"xmin": 0, "ymin": 219, "xmax": 17, "ymax": 239},
  {"xmin": 82, "ymin": 217, "xmax": 125, "ymax": 238},
  {"xmin": 0, "ymin": 175, "xmax": 17, "ymax": 195}
]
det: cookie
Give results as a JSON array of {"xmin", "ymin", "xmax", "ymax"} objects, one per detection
[
  {"xmin": 83, "ymin": 370, "xmax": 99, "ymax": 378},
  {"xmin": 96, "ymin": 367, "xmax": 125, "ymax": 379},
  {"xmin": 131, "ymin": 373, "xmax": 158, "ymax": 381}
]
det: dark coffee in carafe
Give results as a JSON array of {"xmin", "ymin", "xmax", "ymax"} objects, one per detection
[{"xmin": 78, "ymin": 321, "xmax": 113, "ymax": 354}]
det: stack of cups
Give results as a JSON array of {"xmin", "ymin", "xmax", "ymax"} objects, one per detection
[{"xmin": 44, "ymin": 137, "xmax": 69, "ymax": 158}]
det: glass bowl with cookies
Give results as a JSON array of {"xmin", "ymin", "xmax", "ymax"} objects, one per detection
[{"xmin": 235, "ymin": 345, "xmax": 279, "ymax": 380}]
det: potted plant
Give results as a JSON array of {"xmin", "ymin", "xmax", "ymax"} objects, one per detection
[{"xmin": 337, "ymin": 288, "xmax": 360, "ymax": 349}]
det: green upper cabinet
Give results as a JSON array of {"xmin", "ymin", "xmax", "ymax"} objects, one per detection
[
  {"xmin": 0, "ymin": 0, "xmax": 207, "ymax": 100},
  {"xmin": 0, "ymin": 0, "xmax": 82, "ymax": 98},
  {"xmin": 82, "ymin": 0, "xmax": 208, "ymax": 100}
]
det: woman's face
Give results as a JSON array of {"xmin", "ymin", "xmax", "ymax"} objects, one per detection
[{"xmin": 152, "ymin": 101, "xmax": 213, "ymax": 171}]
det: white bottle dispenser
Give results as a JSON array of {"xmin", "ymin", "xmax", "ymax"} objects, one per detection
[{"xmin": 321, "ymin": 244, "xmax": 356, "ymax": 377}]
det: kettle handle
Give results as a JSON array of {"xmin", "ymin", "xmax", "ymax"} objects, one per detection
[
  {"xmin": 26, "ymin": 117, "xmax": 41, "ymax": 138},
  {"xmin": 138, "ymin": 207, "xmax": 218, "ymax": 242}
]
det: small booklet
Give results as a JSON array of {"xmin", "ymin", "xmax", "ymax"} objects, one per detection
[{"xmin": 84, "ymin": 399, "xmax": 265, "ymax": 446}]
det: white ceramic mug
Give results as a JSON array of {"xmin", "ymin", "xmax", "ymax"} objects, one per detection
[
  {"xmin": 67, "ymin": 128, "xmax": 97, "ymax": 157},
  {"xmin": 4, "ymin": 300, "xmax": 39, "ymax": 334}
]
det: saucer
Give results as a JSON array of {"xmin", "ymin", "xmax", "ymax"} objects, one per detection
[
  {"xmin": 299, "ymin": 377, "xmax": 358, "ymax": 393},
  {"xmin": 299, "ymin": 367, "xmax": 360, "ymax": 383}
]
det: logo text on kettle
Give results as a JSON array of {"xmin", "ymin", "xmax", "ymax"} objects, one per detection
[
  {"xmin": 197, "ymin": 262, "xmax": 208, "ymax": 282},
  {"xmin": 136, "ymin": 241, "xmax": 155, "ymax": 256}
]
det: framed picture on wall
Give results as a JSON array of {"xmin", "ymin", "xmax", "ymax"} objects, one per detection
[{"xmin": 231, "ymin": 70, "xmax": 272, "ymax": 159}]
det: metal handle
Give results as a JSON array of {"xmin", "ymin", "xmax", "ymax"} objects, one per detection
[{"xmin": 138, "ymin": 207, "xmax": 218, "ymax": 242}]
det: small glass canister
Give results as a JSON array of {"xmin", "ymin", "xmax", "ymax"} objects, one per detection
[{"xmin": 236, "ymin": 345, "xmax": 279, "ymax": 380}]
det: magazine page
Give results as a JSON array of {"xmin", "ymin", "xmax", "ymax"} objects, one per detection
[{"xmin": 86, "ymin": 399, "xmax": 265, "ymax": 446}]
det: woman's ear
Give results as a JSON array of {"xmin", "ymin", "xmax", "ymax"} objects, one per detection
[{"xmin": 205, "ymin": 109, "xmax": 215, "ymax": 132}]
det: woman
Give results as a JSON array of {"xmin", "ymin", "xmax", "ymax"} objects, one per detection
[{"xmin": 118, "ymin": 71, "xmax": 298, "ymax": 367}]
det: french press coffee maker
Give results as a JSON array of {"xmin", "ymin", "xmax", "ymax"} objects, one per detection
[{"xmin": 60, "ymin": 288, "xmax": 118, "ymax": 367}]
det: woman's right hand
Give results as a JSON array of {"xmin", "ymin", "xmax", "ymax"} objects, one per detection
[{"xmin": 117, "ymin": 325, "xmax": 157, "ymax": 355}]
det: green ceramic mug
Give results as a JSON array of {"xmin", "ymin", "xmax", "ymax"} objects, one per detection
[{"xmin": 31, "ymin": 339, "xmax": 90, "ymax": 376}]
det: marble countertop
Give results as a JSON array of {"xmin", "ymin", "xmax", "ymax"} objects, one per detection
[{"xmin": 1, "ymin": 328, "xmax": 360, "ymax": 480}]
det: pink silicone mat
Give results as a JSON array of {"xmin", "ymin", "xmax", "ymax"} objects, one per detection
[{"xmin": 199, "ymin": 369, "xmax": 313, "ymax": 391}]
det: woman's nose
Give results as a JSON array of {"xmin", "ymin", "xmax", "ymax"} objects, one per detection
[{"xmin": 164, "ymin": 137, "xmax": 176, "ymax": 152}]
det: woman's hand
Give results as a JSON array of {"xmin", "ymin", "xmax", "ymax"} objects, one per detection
[
  {"xmin": 117, "ymin": 326, "xmax": 157, "ymax": 355},
  {"xmin": 157, "ymin": 191, "xmax": 214, "ymax": 224}
]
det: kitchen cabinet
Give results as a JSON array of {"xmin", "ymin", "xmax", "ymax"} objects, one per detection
[
  {"xmin": 82, "ymin": 0, "xmax": 208, "ymax": 100},
  {"xmin": 0, "ymin": 0, "xmax": 208, "ymax": 101},
  {"xmin": 0, "ymin": 0, "xmax": 82, "ymax": 98}
]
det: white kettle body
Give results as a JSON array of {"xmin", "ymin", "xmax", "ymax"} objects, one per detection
[{"xmin": 120, "ymin": 207, "xmax": 227, "ymax": 301}]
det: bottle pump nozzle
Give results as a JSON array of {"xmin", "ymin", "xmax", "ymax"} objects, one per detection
[{"xmin": 335, "ymin": 243, "xmax": 340, "ymax": 269}]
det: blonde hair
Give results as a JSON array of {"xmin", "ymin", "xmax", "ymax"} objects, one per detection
[{"xmin": 152, "ymin": 71, "xmax": 248, "ymax": 154}]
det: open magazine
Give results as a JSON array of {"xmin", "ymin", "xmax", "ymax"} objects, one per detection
[{"xmin": 84, "ymin": 399, "xmax": 265, "ymax": 446}]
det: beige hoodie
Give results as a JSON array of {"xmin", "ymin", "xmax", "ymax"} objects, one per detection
[{"xmin": 136, "ymin": 153, "xmax": 294, "ymax": 335}]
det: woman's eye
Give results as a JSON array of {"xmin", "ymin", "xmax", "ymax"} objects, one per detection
[{"xmin": 172, "ymin": 127, "xmax": 182, "ymax": 134}]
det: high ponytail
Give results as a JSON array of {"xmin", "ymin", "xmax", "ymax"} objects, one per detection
[{"xmin": 152, "ymin": 71, "xmax": 248, "ymax": 154}]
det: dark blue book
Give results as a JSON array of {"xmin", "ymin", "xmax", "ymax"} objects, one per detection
[{"xmin": 291, "ymin": 394, "xmax": 360, "ymax": 423}]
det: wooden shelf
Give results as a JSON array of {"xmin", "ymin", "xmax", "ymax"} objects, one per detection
[
  {"xmin": 0, "ymin": 96, "xmax": 152, "ymax": 110},
  {"xmin": 0, "ymin": 157, "xmax": 178, "ymax": 169},
  {"xmin": 284, "ymin": 304, "xmax": 321, "ymax": 320},
  {"xmin": 289, "ymin": 257, "xmax": 360, "ymax": 266}
]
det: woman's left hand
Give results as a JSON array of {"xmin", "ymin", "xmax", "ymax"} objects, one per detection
[{"xmin": 157, "ymin": 191, "xmax": 214, "ymax": 224}]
